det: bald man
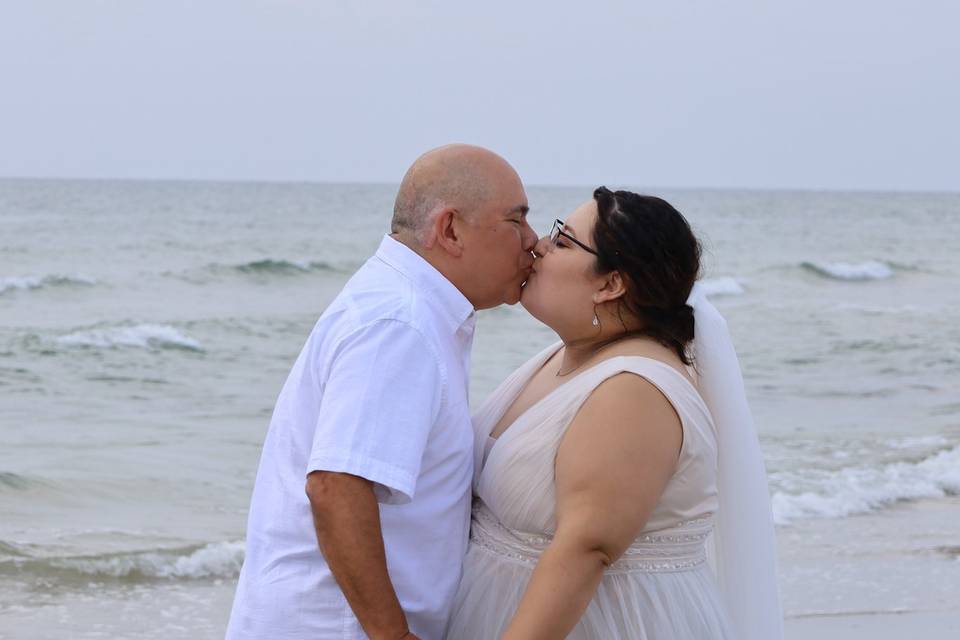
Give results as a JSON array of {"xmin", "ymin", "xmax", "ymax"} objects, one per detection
[{"xmin": 226, "ymin": 145, "xmax": 537, "ymax": 640}]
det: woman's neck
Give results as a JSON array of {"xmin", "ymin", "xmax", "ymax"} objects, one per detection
[{"xmin": 556, "ymin": 332, "xmax": 634, "ymax": 377}]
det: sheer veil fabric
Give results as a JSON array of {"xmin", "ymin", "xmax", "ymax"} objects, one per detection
[{"xmin": 687, "ymin": 283, "xmax": 784, "ymax": 639}]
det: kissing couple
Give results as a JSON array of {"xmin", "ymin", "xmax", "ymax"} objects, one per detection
[{"xmin": 225, "ymin": 144, "xmax": 783, "ymax": 640}]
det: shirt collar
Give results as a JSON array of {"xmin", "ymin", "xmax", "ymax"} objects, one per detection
[{"xmin": 375, "ymin": 234, "xmax": 476, "ymax": 335}]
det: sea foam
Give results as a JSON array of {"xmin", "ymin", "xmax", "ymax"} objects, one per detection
[
  {"xmin": 771, "ymin": 444, "xmax": 960, "ymax": 525},
  {"xmin": 56, "ymin": 324, "xmax": 203, "ymax": 351},
  {"xmin": 801, "ymin": 260, "xmax": 894, "ymax": 281}
]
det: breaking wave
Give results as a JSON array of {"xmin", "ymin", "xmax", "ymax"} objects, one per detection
[
  {"xmin": 0, "ymin": 541, "xmax": 244, "ymax": 581},
  {"xmin": 700, "ymin": 277, "xmax": 746, "ymax": 297},
  {"xmin": 801, "ymin": 260, "xmax": 894, "ymax": 281},
  {"xmin": 0, "ymin": 472, "xmax": 37, "ymax": 491},
  {"xmin": 0, "ymin": 274, "xmax": 97, "ymax": 295},
  {"xmin": 771, "ymin": 444, "xmax": 960, "ymax": 525},
  {"xmin": 224, "ymin": 258, "xmax": 337, "ymax": 275},
  {"xmin": 55, "ymin": 324, "xmax": 203, "ymax": 352}
]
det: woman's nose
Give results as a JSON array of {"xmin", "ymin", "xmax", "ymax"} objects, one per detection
[{"xmin": 533, "ymin": 235, "xmax": 552, "ymax": 258}]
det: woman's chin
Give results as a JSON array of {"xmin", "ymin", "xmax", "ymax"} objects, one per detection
[
  {"xmin": 518, "ymin": 282, "xmax": 538, "ymax": 314},
  {"xmin": 519, "ymin": 278, "xmax": 532, "ymax": 302},
  {"xmin": 519, "ymin": 284, "xmax": 559, "ymax": 333}
]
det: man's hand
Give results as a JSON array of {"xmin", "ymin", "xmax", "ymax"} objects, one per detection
[{"xmin": 306, "ymin": 470, "xmax": 410, "ymax": 640}]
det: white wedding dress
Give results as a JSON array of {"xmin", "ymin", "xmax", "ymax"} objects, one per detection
[{"xmin": 445, "ymin": 341, "xmax": 735, "ymax": 639}]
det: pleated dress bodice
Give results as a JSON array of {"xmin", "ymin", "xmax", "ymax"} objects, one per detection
[{"xmin": 472, "ymin": 341, "xmax": 720, "ymax": 537}]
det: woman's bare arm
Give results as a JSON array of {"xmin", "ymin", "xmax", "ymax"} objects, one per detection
[{"xmin": 501, "ymin": 372, "xmax": 683, "ymax": 640}]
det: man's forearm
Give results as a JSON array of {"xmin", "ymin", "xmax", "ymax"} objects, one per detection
[{"xmin": 307, "ymin": 471, "xmax": 409, "ymax": 640}]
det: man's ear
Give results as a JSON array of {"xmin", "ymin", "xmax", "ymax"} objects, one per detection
[
  {"xmin": 592, "ymin": 271, "xmax": 628, "ymax": 304},
  {"xmin": 430, "ymin": 207, "xmax": 465, "ymax": 257}
]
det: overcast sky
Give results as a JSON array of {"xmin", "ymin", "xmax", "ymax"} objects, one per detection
[{"xmin": 1, "ymin": 1, "xmax": 957, "ymax": 191}]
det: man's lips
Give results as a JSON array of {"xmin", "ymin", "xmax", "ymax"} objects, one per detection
[{"xmin": 520, "ymin": 265, "xmax": 536, "ymax": 288}]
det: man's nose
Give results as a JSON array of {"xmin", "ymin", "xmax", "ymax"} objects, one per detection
[{"xmin": 521, "ymin": 221, "xmax": 539, "ymax": 251}]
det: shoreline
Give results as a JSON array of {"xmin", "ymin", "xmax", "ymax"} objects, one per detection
[{"xmin": 785, "ymin": 609, "xmax": 960, "ymax": 639}]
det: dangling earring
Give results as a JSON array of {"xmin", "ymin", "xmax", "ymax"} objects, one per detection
[{"xmin": 592, "ymin": 305, "xmax": 600, "ymax": 327}]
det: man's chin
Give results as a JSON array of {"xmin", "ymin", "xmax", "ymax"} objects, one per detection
[
  {"xmin": 500, "ymin": 283, "xmax": 526, "ymax": 306},
  {"xmin": 496, "ymin": 273, "xmax": 533, "ymax": 307}
]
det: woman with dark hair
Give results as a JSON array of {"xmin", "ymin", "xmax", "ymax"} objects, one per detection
[{"xmin": 445, "ymin": 188, "xmax": 782, "ymax": 639}]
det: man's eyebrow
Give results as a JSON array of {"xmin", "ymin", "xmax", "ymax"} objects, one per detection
[{"xmin": 507, "ymin": 204, "xmax": 529, "ymax": 217}]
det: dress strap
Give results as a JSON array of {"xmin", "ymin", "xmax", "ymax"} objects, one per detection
[{"xmin": 566, "ymin": 355, "xmax": 710, "ymax": 418}]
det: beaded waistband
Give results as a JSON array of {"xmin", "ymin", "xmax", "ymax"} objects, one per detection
[{"xmin": 470, "ymin": 503, "xmax": 712, "ymax": 574}]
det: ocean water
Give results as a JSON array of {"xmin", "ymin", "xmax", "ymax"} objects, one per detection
[{"xmin": 1, "ymin": 179, "xmax": 958, "ymax": 638}]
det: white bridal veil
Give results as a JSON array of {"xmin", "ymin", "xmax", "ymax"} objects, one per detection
[{"xmin": 687, "ymin": 283, "xmax": 785, "ymax": 640}]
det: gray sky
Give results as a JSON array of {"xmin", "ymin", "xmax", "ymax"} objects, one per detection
[{"xmin": 1, "ymin": 1, "xmax": 957, "ymax": 191}]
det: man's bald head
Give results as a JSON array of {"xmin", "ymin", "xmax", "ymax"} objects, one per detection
[{"xmin": 391, "ymin": 144, "xmax": 521, "ymax": 244}]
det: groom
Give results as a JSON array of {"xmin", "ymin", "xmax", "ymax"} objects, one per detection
[{"xmin": 226, "ymin": 144, "xmax": 537, "ymax": 640}]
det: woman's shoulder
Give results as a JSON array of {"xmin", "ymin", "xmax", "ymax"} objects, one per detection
[
  {"xmin": 559, "ymin": 367, "xmax": 685, "ymax": 483},
  {"xmin": 594, "ymin": 337, "xmax": 697, "ymax": 388}
]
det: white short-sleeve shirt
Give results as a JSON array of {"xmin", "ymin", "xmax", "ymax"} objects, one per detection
[{"xmin": 226, "ymin": 235, "xmax": 477, "ymax": 640}]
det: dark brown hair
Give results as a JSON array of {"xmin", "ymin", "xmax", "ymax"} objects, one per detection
[{"xmin": 591, "ymin": 186, "xmax": 701, "ymax": 365}]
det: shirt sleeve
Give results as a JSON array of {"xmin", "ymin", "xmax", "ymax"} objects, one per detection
[{"xmin": 306, "ymin": 319, "xmax": 444, "ymax": 505}]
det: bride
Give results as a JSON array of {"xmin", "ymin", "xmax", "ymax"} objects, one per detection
[{"xmin": 445, "ymin": 187, "xmax": 783, "ymax": 639}]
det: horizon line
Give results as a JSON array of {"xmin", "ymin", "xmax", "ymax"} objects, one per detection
[{"xmin": 1, "ymin": 174, "xmax": 958, "ymax": 197}]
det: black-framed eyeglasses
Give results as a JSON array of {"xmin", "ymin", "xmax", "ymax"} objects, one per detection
[{"xmin": 549, "ymin": 219, "xmax": 598, "ymax": 255}]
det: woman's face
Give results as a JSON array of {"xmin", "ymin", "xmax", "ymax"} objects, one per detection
[{"xmin": 520, "ymin": 199, "xmax": 605, "ymax": 336}]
